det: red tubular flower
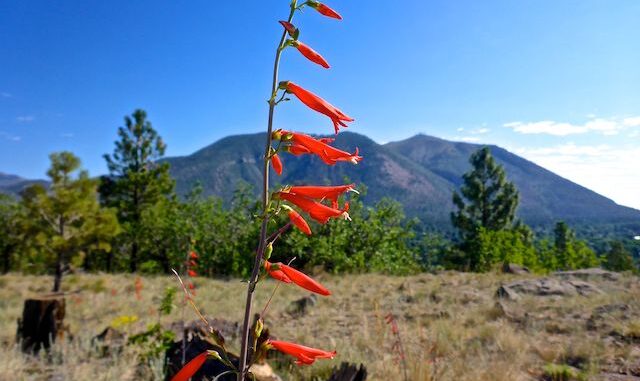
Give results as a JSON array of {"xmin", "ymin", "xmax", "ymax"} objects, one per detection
[
  {"xmin": 265, "ymin": 261, "xmax": 330, "ymax": 295},
  {"xmin": 292, "ymin": 41, "xmax": 330, "ymax": 69},
  {"xmin": 278, "ymin": 191, "xmax": 350, "ymax": 224},
  {"xmin": 268, "ymin": 340, "xmax": 336, "ymax": 365},
  {"xmin": 189, "ymin": 251, "xmax": 198, "ymax": 259},
  {"xmin": 264, "ymin": 261, "xmax": 292, "ymax": 283},
  {"xmin": 289, "ymin": 184, "xmax": 357, "ymax": 208},
  {"xmin": 278, "ymin": 130, "xmax": 362, "ymax": 165},
  {"xmin": 171, "ymin": 351, "xmax": 208, "ymax": 381},
  {"xmin": 318, "ymin": 137, "xmax": 335, "ymax": 144},
  {"xmin": 288, "ymin": 209, "xmax": 312, "ymax": 235},
  {"xmin": 288, "ymin": 144, "xmax": 311, "ymax": 155},
  {"xmin": 188, "ymin": 282, "xmax": 196, "ymax": 290},
  {"xmin": 189, "ymin": 260, "xmax": 197, "ymax": 267},
  {"xmin": 271, "ymin": 153, "xmax": 283, "ymax": 175},
  {"xmin": 281, "ymin": 82, "xmax": 353, "ymax": 134},
  {"xmin": 308, "ymin": 1, "xmax": 343, "ymax": 20},
  {"xmin": 188, "ymin": 269, "xmax": 197, "ymax": 277}
]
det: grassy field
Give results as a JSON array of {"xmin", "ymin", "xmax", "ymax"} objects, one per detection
[{"xmin": 0, "ymin": 271, "xmax": 639, "ymax": 381}]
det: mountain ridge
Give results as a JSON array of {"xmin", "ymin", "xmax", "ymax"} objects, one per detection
[
  {"xmin": 162, "ymin": 131, "xmax": 639, "ymax": 229},
  {"xmin": 2, "ymin": 133, "xmax": 638, "ymax": 232}
]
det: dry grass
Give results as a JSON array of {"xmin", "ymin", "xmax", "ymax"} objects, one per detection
[{"xmin": 0, "ymin": 271, "xmax": 639, "ymax": 380}]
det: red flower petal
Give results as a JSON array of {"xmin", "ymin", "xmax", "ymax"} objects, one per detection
[
  {"xmin": 171, "ymin": 351, "xmax": 208, "ymax": 381},
  {"xmin": 268, "ymin": 340, "xmax": 336, "ymax": 365},
  {"xmin": 289, "ymin": 184, "xmax": 356, "ymax": 207},
  {"xmin": 271, "ymin": 153, "xmax": 283, "ymax": 175},
  {"xmin": 283, "ymin": 131, "xmax": 362, "ymax": 165},
  {"xmin": 294, "ymin": 41, "xmax": 330, "ymax": 69},
  {"xmin": 284, "ymin": 82, "xmax": 353, "ymax": 134},
  {"xmin": 288, "ymin": 209, "xmax": 312, "ymax": 235},
  {"xmin": 189, "ymin": 251, "xmax": 198, "ymax": 259},
  {"xmin": 279, "ymin": 192, "xmax": 350, "ymax": 224},
  {"xmin": 308, "ymin": 2, "xmax": 343, "ymax": 20},
  {"xmin": 265, "ymin": 261, "xmax": 293, "ymax": 283},
  {"xmin": 277, "ymin": 262, "xmax": 331, "ymax": 296},
  {"xmin": 188, "ymin": 270, "xmax": 197, "ymax": 277}
]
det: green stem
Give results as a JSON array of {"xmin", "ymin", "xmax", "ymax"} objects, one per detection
[{"xmin": 237, "ymin": 3, "xmax": 297, "ymax": 380}]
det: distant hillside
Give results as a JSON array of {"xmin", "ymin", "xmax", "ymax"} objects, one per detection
[
  {"xmin": 163, "ymin": 132, "xmax": 640, "ymax": 231},
  {"xmin": 0, "ymin": 173, "xmax": 48, "ymax": 196}
]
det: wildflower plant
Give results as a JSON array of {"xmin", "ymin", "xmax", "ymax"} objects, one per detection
[{"xmin": 172, "ymin": 1, "xmax": 359, "ymax": 380}]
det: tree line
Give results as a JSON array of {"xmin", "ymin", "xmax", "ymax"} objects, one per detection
[{"xmin": 0, "ymin": 110, "xmax": 637, "ymax": 289}]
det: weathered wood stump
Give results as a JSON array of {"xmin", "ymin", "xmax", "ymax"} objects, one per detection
[
  {"xmin": 327, "ymin": 362, "xmax": 368, "ymax": 381},
  {"xmin": 16, "ymin": 297, "xmax": 66, "ymax": 354}
]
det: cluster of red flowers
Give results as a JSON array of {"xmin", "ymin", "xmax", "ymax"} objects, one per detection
[
  {"xmin": 172, "ymin": 2, "xmax": 352, "ymax": 380},
  {"xmin": 261, "ymin": 0, "xmax": 355, "ymax": 367}
]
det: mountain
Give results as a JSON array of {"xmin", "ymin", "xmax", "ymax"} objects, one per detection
[
  {"xmin": 163, "ymin": 132, "xmax": 640, "ymax": 231},
  {"xmin": 0, "ymin": 173, "xmax": 48, "ymax": 196}
]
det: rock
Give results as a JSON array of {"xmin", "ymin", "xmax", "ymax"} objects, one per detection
[
  {"xmin": 496, "ymin": 285, "xmax": 521, "ymax": 300},
  {"xmin": 502, "ymin": 263, "xmax": 530, "ymax": 275},
  {"xmin": 496, "ymin": 278, "xmax": 602, "ymax": 300},
  {"xmin": 327, "ymin": 362, "xmax": 367, "ymax": 381},
  {"xmin": 586, "ymin": 304, "xmax": 630, "ymax": 331},
  {"xmin": 167, "ymin": 317, "xmax": 240, "ymax": 343},
  {"xmin": 569, "ymin": 280, "xmax": 604, "ymax": 296},
  {"xmin": 553, "ymin": 268, "xmax": 620, "ymax": 281},
  {"xmin": 92, "ymin": 326, "xmax": 125, "ymax": 356},
  {"xmin": 597, "ymin": 373, "xmax": 640, "ymax": 381},
  {"xmin": 286, "ymin": 294, "xmax": 318, "ymax": 317}
]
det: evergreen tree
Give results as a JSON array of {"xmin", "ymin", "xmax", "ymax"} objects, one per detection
[
  {"xmin": 21, "ymin": 152, "xmax": 120, "ymax": 291},
  {"xmin": 552, "ymin": 221, "xmax": 599, "ymax": 270},
  {"xmin": 101, "ymin": 109, "xmax": 174, "ymax": 272},
  {"xmin": 603, "ymin": 241, "xmax": 634, "ymax": 272},
  {"xmin": 0, "ymin": 194, "xmax": 23, "ymax": 273},
  {"xmin": 451, "ymin": 147, "xmax": 520, "ymax": 270}
]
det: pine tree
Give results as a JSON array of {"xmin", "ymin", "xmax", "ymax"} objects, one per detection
[
  {"xmin": 451, "ymin": 147, "xmax": 520, "ymax": 270},
  {"xmin": 0, "ymin": 194, "xmax": 23, "ymax": 273},
  {"xmin": 21, "ymin": 152, "xmax": 120, "ymax": 291},
  {"xmin": 603, "ymin": 241, "xmax": 634, "ymax": 272},
  {"xmin": 552, "ymin": 221, "xmax": 599, "ymax": 270},
  {"xmin": 101, "ymin": 109, "xmax": 174, "ymax": 272}
]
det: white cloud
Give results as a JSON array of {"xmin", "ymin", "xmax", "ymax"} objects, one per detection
[
  {"xmin": 451, "ymin": 136, "xmax": 481, "ymax": 143},
  {"xmin": 470, "ymin": 127, "xmax": 490, "ymax": 135},
  {"xmin": 504, "ymin": 116, "xmax": 638, "ymax": 136},
  {"xmin": 1, "ymin": 92, "xmax": 11, "ymax": 98},
  {"xmin": 623, "ymin": 116, "xmax": 640, "ymax": 127},
  {"xmin": 514, "ymin": 143, "xmax": 640, "ymax": 210},
  {"xmin": 16, "ymin": 115, "xmax": 35, "ymax": 123},
  {"xmin": 456, "ymin": 127, "xmax": 464, "ymax": 132},
  {"xmin": 0, "ymin": 131, "xmax": 21, "ymax": 142}
]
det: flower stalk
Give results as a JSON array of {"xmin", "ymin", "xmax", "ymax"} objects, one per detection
[{"xmin": 236, "ymin": 2, "xmax": 299, "ymax": 379}]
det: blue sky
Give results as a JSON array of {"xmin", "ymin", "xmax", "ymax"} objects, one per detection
[{"xmin": 1, "ymin": 1, "xmax": 639, "ymax": 209}]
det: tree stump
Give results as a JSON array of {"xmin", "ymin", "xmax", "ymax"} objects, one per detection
[
  {"xmin": 327, "ymin": 362, "xmax": 368, "ymax": 381},
  {"xmin": 16, "ymin": 297, "xmax": 66, "ymax": 354}
]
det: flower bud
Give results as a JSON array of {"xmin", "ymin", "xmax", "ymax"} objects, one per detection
[
  {"xmin": 207, "ymin": 350, "xmax": 222, "ymax": 361},
  {"xmin": 272, "ymin": 129, "xmax": 284, "ymax": 141},
  {"xmin": 254, "ymin": 318, "xmax": 264, "ymax": 339},
  {"xmin": 264, "ymin": 242, "xmax": 273, "ymax": 260}
]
